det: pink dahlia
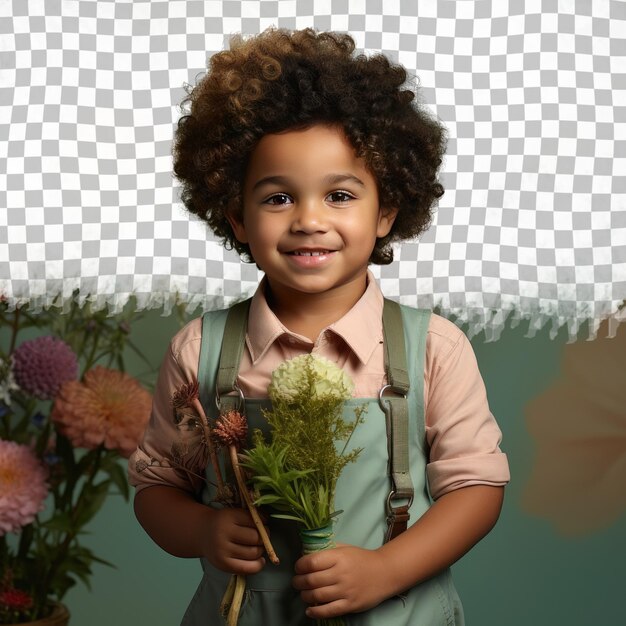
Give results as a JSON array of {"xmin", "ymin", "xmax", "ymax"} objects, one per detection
[
  {"xmin": 0, "ymin": 440, "xmax": 49, "ymax": 535},
  {"xmin": 12, "ymin": 336, "xmax": 78, "ymax": 400},
  {"xmin": 51, "ymin": 366, "xmax": 152, "ymax": 458}
]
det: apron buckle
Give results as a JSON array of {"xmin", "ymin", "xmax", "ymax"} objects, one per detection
[
  {"xmin": 385, "ymin": 489, "xmax": 414, "ymax": 515},
  {"xmin": 384, "ymin": 490, "xmax": 413, "ymax": 542},
  {"xmin": 215, "ymin": 384, "xmax": 245, "ymax": 413}
]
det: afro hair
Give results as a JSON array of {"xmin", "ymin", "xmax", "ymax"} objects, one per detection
[{"xmin": 173, "ymin": 27, "xmax": 447, "ymax": 264}]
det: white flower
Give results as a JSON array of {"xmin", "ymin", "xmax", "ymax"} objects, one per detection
[
  {"xmin": 0, "ymin": 357, "xmax": 20, "ymax": 407},
  {"xmin": 268, "ymin": 354, "xmax": 354, "ymax": 403}
]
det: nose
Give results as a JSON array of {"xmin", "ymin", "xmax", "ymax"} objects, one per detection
[{"xmin": 290, "ymin": 199, "xmax": 329, "ymax": 234}]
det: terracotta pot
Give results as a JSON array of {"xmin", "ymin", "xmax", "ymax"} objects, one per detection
[{"xmin": 18, "ymin": 603, "xmax": 70, "ymax": 626}]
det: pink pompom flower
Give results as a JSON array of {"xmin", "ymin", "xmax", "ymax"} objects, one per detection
[
  {"xmin": 12, "ymin": 336, "xmax": 78, "ymax": 400},
  {"xmin": 0, "ymin": 440, "xmax": 49, "ymax": 535},
  {"xmin": 51, "ymin": 366, "xmax": 152, "ymax": 458}
]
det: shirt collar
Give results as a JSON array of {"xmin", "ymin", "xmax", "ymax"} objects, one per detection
[{"xmin": 246, "ymin": 270, "xmax": 385, "ymax": 366}]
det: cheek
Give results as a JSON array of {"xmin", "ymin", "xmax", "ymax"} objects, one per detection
[
  {"xmin": 246, "ymin": 219, "xmax": 279, "ymax": 253},
  {"xmin": 346, "ymin": 215, "xmax": 383, "ymax": 243}
]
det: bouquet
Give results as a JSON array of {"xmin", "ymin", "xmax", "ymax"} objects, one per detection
[
  {"xmin": 135, "ymin": 378, "xmax": 278, "ymax": 626},
  {"xmin": 0, "ymin": 295, "xmax": 152, "ymax": 623},
  {"xmin": 240, "ymin": 354, "xmax": 366, "ymax": 625},
  {"xmin": 136, "ymin": 353, "xmax": 363, "ymax": 626},
  {"xmin": 134, "ymin": 353, "xmax": 363, "ymax": 625}
]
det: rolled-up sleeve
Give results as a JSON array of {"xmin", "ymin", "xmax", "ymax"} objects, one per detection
[
  {"xmin": 424, "ymin": 315, "xmax": 510, "ymax": 500},
  {"xmin": 127, "ymin": 318, "xmax": 205, "ymax": 496}
]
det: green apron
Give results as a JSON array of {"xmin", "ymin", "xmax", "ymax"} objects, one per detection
[{"xmin": 181, "ymin": 300, "xmax": 464, "ymax": 626}]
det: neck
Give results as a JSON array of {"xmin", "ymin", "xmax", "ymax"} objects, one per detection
[{"xmin": 265, "ymin": 275, "xmax": 368, "ymax": 341}]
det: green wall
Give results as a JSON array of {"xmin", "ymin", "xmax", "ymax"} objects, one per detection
[{"xmin": 60, "ymin": 307, "xmax": 625, "ymax": 625}]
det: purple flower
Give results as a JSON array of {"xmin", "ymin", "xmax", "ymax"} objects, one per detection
[{"xmin": 12, "ymin": 336, "xmax": 78, "ymax": 400}]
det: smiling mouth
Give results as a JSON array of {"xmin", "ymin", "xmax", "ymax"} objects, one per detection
[{"xmin": 289, "ymin": 250, "xmax": 334, "ymax": 256}]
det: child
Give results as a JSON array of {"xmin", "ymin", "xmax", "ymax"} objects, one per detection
[{"xmin": 129, "ymin": 27, "xmax": 509, "ymax": 625}]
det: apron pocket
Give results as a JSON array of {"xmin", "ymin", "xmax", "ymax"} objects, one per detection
[
  {"xmin": 238, "ymin": 586, "xmax": 309, "ymax": 626},
  {"xmin": 180, "ymin": 571, "xmax": 310, "ymax": 626}
]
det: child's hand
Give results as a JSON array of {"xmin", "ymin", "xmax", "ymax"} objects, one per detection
[
  {"xmin": 203, "ymin": 507, "xmax": 269, "ymax": 575},
  {"xmin": 292, "ymin": 544, "xmax": 389, "ymax": 619}
]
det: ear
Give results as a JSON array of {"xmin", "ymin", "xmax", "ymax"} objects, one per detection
[
  {"xmin": 226, "ymin": 209, "xmax": 248, "ymax": 244},
  {"xmin": 376, "ymin": 207, "xmax": 399, "ymax": 238}
]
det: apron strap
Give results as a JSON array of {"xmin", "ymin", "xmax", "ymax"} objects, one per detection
[
  {"xmin": 382, "ymin": 298, "xmax": 410, "ymax": 395},
  {"xmin": 215, "ymin": 298, "xmax": 252, "ymax": 413},
  {"xmin": 381, "ymin": 298, "xmax": 413, "ymax": 543}
]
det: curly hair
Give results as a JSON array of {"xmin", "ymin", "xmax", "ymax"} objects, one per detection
[{"xmin": 173, "ymin": 27, "xmax": 447, "ymax": 264}]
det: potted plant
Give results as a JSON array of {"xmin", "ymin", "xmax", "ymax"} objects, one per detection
[{"xmin": 0, "ymin": 294, "xmax": 152, "ymax": 624}]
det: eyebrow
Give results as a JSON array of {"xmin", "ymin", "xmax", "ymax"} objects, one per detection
[{"xmin": 251, "ymin": 173, "xmax": 366, "ymax": 192}]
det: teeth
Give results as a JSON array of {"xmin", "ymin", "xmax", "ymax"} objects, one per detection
[{"xmin": 292, "ymin": 250, "xmax": 328, "ymax": 256}]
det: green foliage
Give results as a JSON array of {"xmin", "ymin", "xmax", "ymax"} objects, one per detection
[
  {"xmin": 0, "ymin": 292, "xmax": 153, "ymax": 622},
  {"xmin": 240, "ymin": 360, "xmax": 366, "ymax": 530}
]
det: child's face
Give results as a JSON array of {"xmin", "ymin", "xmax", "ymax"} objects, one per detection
[{"xmin": 228, "ymin": 124, "xmax": 397, "ymax": 306}]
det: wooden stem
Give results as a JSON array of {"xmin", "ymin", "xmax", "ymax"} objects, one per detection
[
  {"xmin": 226, "ymin": 575, "xmax": 246, "ymax": 626},
  {"xmin": 229, "ymin": 445, "xmax": 280, "ymax": 565},
  {"xmin": 191, "ymin": 397, "xmax": 226, "ymax": 492},
  {"xmin": 220, "ymin": 574, "xmax": 237, "ymax": 617}
]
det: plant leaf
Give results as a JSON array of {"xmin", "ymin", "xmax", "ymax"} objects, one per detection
[{"xmin": 271, "ymin": 513, "xmax": 305, "ymax": 522}]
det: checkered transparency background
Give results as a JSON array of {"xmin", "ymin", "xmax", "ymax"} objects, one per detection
[{"xmin": 1, "ymin": 0, "xmax": 625, "ymax": 341}]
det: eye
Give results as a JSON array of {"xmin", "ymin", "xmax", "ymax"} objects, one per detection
[
  {"xmin": 326, "ymin": 190, "xmax": 355, "ymax": 203},
  {"xmin": 263, "ymin": 193, "xmax": 292, "ymax": 206}
]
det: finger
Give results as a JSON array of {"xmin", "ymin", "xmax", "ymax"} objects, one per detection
[
  {"xmin": 231, "ymin": 514, "xmax": 271, "ymax": 540},
  {"xmin": 294, "ymin": 552, "xmax": 335, "ymax": 575},
  {"xmin": 292, "ymin": 568, "xmax": 337, "ymax": 591},
  {"xmin": 228, "ymin": 543, "xmax": 265, "ymax": 561},
  {"xmin": 299, "ymin": 584, "xmax": 340, "ymax": 606},
  {"xmin": 225, "ymin": 557, "xmax": 266, "ymax": 576},
  {"xmin": 230, "ymin": 525, "xmax": 265, "ymax": 546},
  {"xmin": 231, "ymin": 510, "xmax": 259, "ymax": 528},
  {"xmin": 305, "ymin": 598, "xmax": 349, "ymax": 620}
]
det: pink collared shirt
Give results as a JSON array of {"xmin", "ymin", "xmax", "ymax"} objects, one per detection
[{"xmin": 128, "ymin": 272, "xmax": 510, "ymax": 500}]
